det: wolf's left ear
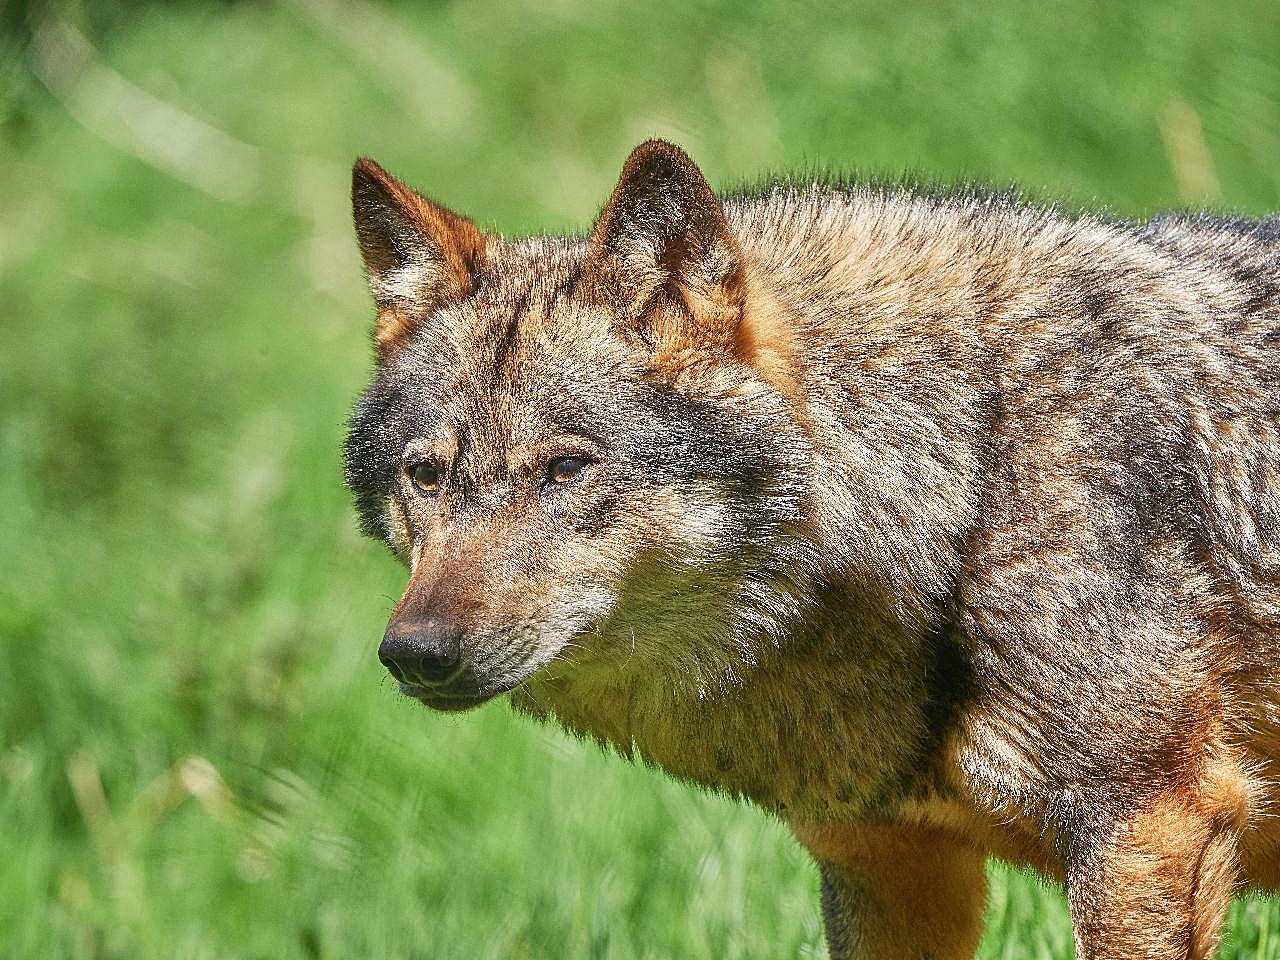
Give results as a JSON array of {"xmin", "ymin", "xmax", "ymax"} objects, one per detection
[
  {"xmin": 588, "ymin": 140, "xmax": 745, "ymax": 356},
  {"xmin": 351, "ymin": 158, "xmax": 487, "ymax": 349}
]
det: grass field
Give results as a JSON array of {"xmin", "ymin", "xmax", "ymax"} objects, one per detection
[{"xmin": 3, "ymin": 1, "xmax": 1280, "ymax": 956}]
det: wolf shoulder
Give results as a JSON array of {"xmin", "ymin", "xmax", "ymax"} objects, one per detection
[{"xmin": 720, "ymin": 182, "xmax": 1280, "ymax": 637}]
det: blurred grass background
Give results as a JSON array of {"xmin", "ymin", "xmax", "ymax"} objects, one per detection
[{"xmin": 2, "ymin": 0, "xmax": 1279, "ymax": 957}]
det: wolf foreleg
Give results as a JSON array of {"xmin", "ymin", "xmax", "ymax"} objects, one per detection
[
  {"xmin": 1065, "ymin": 775, "xmax": 1246, "ymax": 960},
  {"xmin": 801, "ymin": 822, "xmax": 988, "ymax": 960}
]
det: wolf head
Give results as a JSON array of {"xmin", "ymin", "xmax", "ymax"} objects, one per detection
[{"xmin": 345, "ymin": 141, "xmax": 812, "ymax": 711}]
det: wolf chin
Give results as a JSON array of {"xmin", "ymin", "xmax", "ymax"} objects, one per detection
[{"xmin": 344, "ymin": 139, "xmax": 1280, "ymax": 959}]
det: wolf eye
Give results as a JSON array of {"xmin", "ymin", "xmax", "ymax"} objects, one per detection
[
  {"xmin": 409, "ymin": 462, "xmax": 441, "ymax": 494},
  {"xmin": 545, "ymin": 455, "xmax": 588, "ymax": 486}
]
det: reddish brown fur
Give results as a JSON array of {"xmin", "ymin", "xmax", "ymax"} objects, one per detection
[
  {"xmin": 1066, "ymin": 753, "xmax": 1250, "ymax": 959},
  {"xmin": 797, "ymin": 821, "xmax": 988, "ymax": 960},
  {"xmin": 351, "ymin": 157, "xmax": 487, "ymax": 352}
]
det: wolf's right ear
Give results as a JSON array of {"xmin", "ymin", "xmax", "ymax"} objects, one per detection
[{"xmin": 351, "ymin": 158, "xmax": 487, "ymax": 349}]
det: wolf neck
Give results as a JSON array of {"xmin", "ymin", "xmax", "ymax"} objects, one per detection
[
  {"xmin": 730, "ymin": 186, "xmax": 1018, "ymax": 641},
  {"xmin": 514, "ymin": 188, "xmax": 1077, "ymax": 817},
  {"xmin": 511, "ymin": 586, "xmax": 958, "ymax": 820}
]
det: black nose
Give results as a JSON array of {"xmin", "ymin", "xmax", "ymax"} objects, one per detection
[{"xmin": 379, "ymin": 617, "xmax": 464, "ymax": 687}]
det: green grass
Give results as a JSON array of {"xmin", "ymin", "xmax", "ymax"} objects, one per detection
[{"xmin": 2, "ymin": 1, "xmax": 1279, "ymax": 956}]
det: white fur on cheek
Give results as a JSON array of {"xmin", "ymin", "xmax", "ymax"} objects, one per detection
[{"xmin": 651, "ymin": 483, "xmax": 738, "ymax": 565}]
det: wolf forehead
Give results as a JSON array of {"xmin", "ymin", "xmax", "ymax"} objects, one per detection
[
  {"xmin": 351, "ymin": 236, "xmax": 625, "ymax": 413},
  {"xmin": 385, "ymin": 236, "xmax": 616, "ymax": 371}
]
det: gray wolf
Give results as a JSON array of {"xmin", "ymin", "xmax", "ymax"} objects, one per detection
[{"xmin": 344, "ymin": 139, "xmax": 1280, "ymax": 959}]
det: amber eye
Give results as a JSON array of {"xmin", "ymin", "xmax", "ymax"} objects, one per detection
[
  {"xmin": 545, "ymin": 455, "xmax": 588, "ymax": 486},
  {"xmin": 409, "ymin": 462, "xmax": 441, "ymax": 494}
]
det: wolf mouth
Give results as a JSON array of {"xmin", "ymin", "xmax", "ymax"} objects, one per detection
[{"xmin": 397, "ymin": 680, "xmax": 519, "ymax": 712}]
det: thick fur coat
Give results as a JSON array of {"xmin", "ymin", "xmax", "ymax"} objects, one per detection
[{"xmin": 344, "ymin": 140, "xmax": 1280, "ymax": 959}]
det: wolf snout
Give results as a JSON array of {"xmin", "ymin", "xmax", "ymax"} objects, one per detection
[{"xmin": 379, "ymin": 616, "xmax": 465, "ymax": 687}]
